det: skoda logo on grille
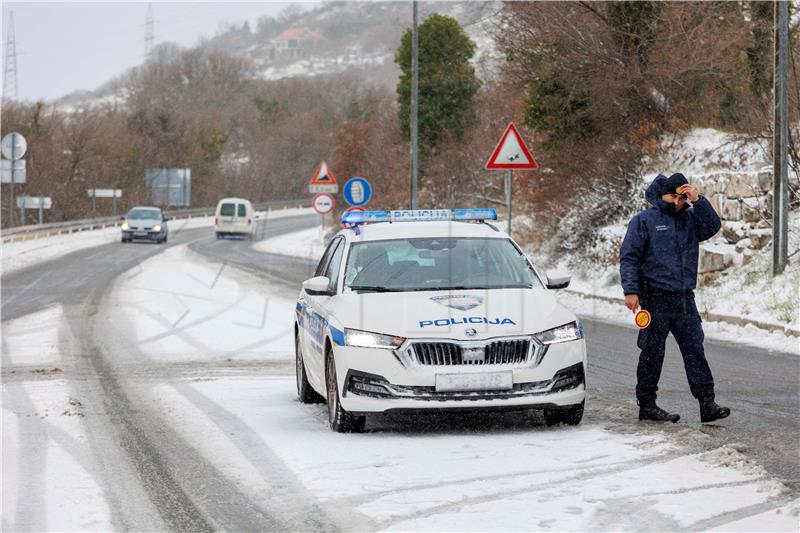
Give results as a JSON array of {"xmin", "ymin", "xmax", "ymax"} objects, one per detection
[{"xmin": 465, "ymin": 328, "xmax": 477, "ymax": 337}]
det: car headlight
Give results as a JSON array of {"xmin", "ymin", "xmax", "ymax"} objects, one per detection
[
  {"xmin": 121, "ymin": 221, "xmax": 129, "ymax": 230},
  {"xmin": 344, "ymin": 328, "xmax": 405, "ymax": 349},
  {"xmin": 534, "ymin": 321, "xmax": 584, "ymax": 345},
  {"xmin": 152, "ymin": 224, "xmax": 161, "ymax": 232}
]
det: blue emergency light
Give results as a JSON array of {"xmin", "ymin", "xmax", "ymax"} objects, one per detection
[{"xmin": 341, "ymin": 208, "xmax": 497, "ymax": 226}]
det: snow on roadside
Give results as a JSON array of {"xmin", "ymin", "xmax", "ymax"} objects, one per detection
[
  {"xmin": 2, "ymin": 308, "xmax": 114, "ymax": 531},
  {"xmin": 0, "ymin": 304, "xmax": 63, "ymax": 366},
  {"xmin": 101, "ymin": 244, "xmax": 297, "ymax": 361},
  {"xmin": 252, "ymin": 225, "xmax": 328, "ymax": 260},
  {"xmin": 2, "ymin": 380, "xmax": 114, "ymax": 531}
]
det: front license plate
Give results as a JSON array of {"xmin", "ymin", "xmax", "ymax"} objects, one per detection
[
  {"xmin": 435, "ymin": 371, "xmax": 513, "ymax": 392},
  {"xmin": 134, "ymin": 231, "xmax": 147, "ymax": 236}
]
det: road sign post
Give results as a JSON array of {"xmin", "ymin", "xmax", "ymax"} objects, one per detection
[
  {"xmin": 87, "ymin": 189, "xmax": 123, "ymax": 217},
  {"xmin": 16, "ymin": 195, "xmax": 51, "ymax": 225},
  {"xmin": 485, "ymin": 123, "xmax": 538, "ymax": 236},
  {"xmin": 2, "ymin": 131, "xmax": 28, "ymax": 227}
]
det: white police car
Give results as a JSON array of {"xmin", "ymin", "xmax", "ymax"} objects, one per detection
[{"xmin": 294, "ymin": 209, "xmax": 587, "ymax": 432}]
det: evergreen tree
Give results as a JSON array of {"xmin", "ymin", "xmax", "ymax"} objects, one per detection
[{"xmin": 395, "ymin": 14, "xmax": 481, "ymax": 154}]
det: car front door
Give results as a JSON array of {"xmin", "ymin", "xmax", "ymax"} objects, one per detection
[{"xmin": 300, "ymin": 237, "xmax": 342, "ymax": 386}]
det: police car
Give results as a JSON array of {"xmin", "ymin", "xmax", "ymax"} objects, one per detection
[{"xmin": 294, "ymin": 209, "xmax": 587, "ymax": 432}]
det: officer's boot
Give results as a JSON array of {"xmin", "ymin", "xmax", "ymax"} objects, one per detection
[
  {"xmin": 699, "ymin": 398, "xmax": 730, "ymax": 423},
  {"xmin": 638, "ymin": 400, "xmax": 680, "ymax": 423}
]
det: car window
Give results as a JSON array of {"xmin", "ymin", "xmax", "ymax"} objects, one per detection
[
  {"xmin": 237, "ymin": 204, "xmax": 246, "ymax": 217},
  {"xmin": 323, "ymin": 239, "xmax": 344, "ymax": 292},
  {"xmin": 127, "ymin": 209, "xmax": 160, "ymax": 220},
  {"xmin": 344, "ymin": 237, "xmax": 542, "ymax": 291},
  {"xmin": 220, "ymin": 203, "xmax": 236, "ymax": 216},
  {"xmin": 314, "ymin": 238, "xmax": 339, "ymax": 277}
]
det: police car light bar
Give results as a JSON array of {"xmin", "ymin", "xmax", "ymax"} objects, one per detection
[{"xmin": 341, "ymin": 208, "xmax": 497, "ymax": 226}]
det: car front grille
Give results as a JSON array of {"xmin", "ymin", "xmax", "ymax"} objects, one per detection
[{"xmin": 410, "ymin": 339, "xmax": 532, "ymax": 366}]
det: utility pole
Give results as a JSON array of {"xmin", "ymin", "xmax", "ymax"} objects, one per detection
[
  {"xmin": 144, "ymin": 3, "xmax": 155, "ymax": 61},
  {"xmin": 410, "ymin": 0, "xmax": 419, "ymax": 209},
  {"xmin": 773, "ymin": 0, "xmax": 789, "ymax": 275},
  {"xmin": 3, "ymin": 11, "xmax": 18, "ymax": 102}
]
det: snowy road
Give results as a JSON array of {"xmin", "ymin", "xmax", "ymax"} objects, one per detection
[{"xmin": 2, "ymin": 213, "xmax": 798, "ymax": 531}]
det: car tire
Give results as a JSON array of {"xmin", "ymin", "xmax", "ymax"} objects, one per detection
[
  {"xmin": 163, "ymin": 235, "xmax": 168, "ymax": 243},
  {"xmin": 296, "ymin": 334, "xmax": 323, "ymax": 404},
  {"xmin": 325, "ymin": 346, "xmax": 365, "ymax": 433},
  {"xmin": 544, "ymin": 401, "xmax": 584, "ymax": 426}
]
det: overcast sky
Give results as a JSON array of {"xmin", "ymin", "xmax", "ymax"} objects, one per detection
[{"xmin": 2, "ymin": 1, "xmax": 318, "ymax": 102}]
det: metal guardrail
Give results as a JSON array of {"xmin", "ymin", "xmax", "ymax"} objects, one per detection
[{"xmin": 1, "ymin": 199, "xmax": 310, "ymax": 244}]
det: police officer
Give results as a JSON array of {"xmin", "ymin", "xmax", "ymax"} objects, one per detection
[{"xmin": 620, "ymin": 173, "xmax": 731, "ymax": 423}]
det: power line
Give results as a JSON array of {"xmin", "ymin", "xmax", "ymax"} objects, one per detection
[{"xmin": 3, "ymin": 10, "xmax": 19, "ymax": 102}]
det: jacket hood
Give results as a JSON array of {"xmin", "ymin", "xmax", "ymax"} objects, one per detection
[{"xmin": 646, "ymin": 174, "xmax": 685, "ymax": 216}]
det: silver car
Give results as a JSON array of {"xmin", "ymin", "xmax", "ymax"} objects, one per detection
[{"xmin": 120, "ymin": 207, "xmax": 169, "ymax": 244}]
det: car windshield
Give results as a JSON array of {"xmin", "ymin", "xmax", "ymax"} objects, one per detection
[
  {"xmin": 127, "ymin": 209, "xmax": 161, "ymax": 220},
  {"xmin": 344, "ymin": 237, "xmax": 542, "ymax": 292}
]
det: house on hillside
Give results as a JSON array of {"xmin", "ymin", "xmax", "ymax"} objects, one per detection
[{"xmin": 270, "ymin": 27, "xmax": 324, "ymax": 60}]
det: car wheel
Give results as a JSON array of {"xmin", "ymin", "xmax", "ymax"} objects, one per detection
[
  {"xmin": 163, "ymin": 235, "xmax": 168, "ymax": 243},
  {"xmin": 121, "ymin": 237, "xmax": 128, "ymax": 243},
  {"xmin": 296, "ymin": 334, "xmax": 323, "ymax": 404},
  {"xmin": 325, "ymin": 345, "xmax": 365, "ymax": 433},
  {"xmin": 544, "ymin": 401, "xmax": 584, "ymax": 426}
]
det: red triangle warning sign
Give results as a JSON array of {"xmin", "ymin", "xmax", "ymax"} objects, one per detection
[
  {"xmin": 310, "ymin": 161, "xmax": 337, "ymax": 185},
  {"xmin": 485, "ymin": 123, "xmax": 538, "ymax": 170}
]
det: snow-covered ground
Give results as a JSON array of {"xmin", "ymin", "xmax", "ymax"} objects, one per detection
[
  {"xmin": 0, "ymin": 207, "xmax": 314, "ymax": 277},
  {"xmin": 101, "ymin": 244, "xmax": 297, "ymax": 361},
  {"xmin": 3, "ymin": 235, "xmax": 797, "ymax": 531},
  {"xmin": 252, "ymin": 225, "xmax": 328, "ymax": 260}
]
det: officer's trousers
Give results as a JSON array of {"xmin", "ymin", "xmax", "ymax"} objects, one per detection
[{"xmin": 636, "ymin": 290, "xmax": 715, "ymax": 402}]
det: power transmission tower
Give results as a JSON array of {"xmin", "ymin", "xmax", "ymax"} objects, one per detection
[
  {"xmin": 3, "ymin": 11, "xmax": 18, "ymax": 102},
  {"xmin": 144, "ymin": 3, "xmax": 154, "ymax": 61}
]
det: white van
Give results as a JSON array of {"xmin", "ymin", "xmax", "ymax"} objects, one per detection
[{"xmin": 215, "ymin": 198, "xmax": 256, "ymax": 240}]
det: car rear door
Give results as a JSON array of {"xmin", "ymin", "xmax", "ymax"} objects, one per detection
[{"xmin": 219, "ymin": 202, "xmax": 236, "ymax": 229}]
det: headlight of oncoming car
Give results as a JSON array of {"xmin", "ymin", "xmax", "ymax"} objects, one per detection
[
  {"xmin": 121, "ymin": 221, "xmax": 129, "ymax": 230},
  {"xmin": 344, "ymin": 328, "xmax": 405, "ymax": 349},
  {"xmin": 153, "ymin": 224, "xmax": 161, "ymax": 232},
  {"xmin": 534, "ymin": 321, "xmax": 584, "ymax": 345}
]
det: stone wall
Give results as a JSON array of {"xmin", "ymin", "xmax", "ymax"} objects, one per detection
[{"xmin": 694, "ymin": 170, "xmax": 777, "ymax": 283}]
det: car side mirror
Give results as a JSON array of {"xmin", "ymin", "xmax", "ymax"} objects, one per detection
[
  {"xmin": 119, "ymin": 216, "xmax": 125, "ymax": 221},
  {"xmin": 303, "ymin": 276, "xmax": 332, "ymax": 296},
  {"xmin": 546, "ymin": 271, "xmax": 571, "ymax": 290}
]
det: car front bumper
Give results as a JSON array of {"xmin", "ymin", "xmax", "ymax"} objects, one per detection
[
  {"xmin": 335, "ymin": 339, "xmax": 587, "ymax": 414},
  {"xmin": 122, "ymin": 230, "xmax": 162, "ymax": 241}
]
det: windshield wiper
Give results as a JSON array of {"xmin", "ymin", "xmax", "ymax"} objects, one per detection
[
  {"xmin": 348, "ymin": 285, "xmax": 403, "ymax": 293},
  {"xmin": 411, "ymin": 285, "xmax": 535, "ymax": 291}
]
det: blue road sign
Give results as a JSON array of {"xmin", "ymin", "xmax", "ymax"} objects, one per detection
[{"xmin": 343, "ymin": 177, "xmax": 372, "ymax": 207}]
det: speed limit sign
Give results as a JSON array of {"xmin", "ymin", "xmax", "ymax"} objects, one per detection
[{"xmin": 312, "ymin": 193, "xmax": 335, "ymax": 215}]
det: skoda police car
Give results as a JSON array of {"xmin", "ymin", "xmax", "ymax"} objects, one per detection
[{"xmin": 294, "ymin": 209, "xmax": 587, "ymax": 432}]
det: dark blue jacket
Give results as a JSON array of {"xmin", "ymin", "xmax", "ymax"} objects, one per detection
[{"xmin": 620, "ymin": 174, "xmax": 721, "ymax": 295}]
